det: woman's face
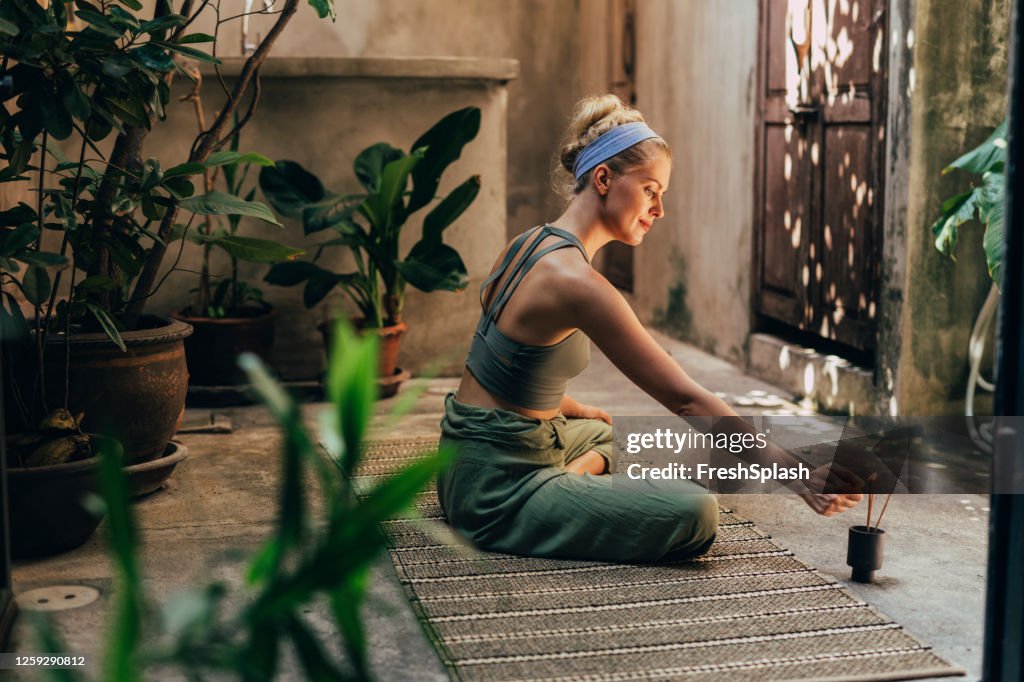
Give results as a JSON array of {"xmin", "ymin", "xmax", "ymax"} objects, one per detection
[{"xmin": 597, "ymin": 153, "xmax": 672, "ymax": 246}]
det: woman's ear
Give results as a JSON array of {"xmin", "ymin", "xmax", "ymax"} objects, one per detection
[{"xmin": 593, "ymin": 164, "xmax": 612, "ymax": 196}]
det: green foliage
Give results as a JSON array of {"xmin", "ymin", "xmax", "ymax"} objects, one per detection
[
  {"xmin": 183, "ymin": 121, "xmax": 304, "ymax": 318},
  {"xmin": 260, "ymin": 108, "xmax": 481, "ymax": 327},
  {"xmin": 44, "ymin": 319, "xmax": 450, "ymax": 680},
  {"xmin": 931, "ymin": 117, "xmax": 1008, "ymax": 286}
]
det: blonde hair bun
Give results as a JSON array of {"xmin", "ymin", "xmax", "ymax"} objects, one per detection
[{"xmin": 554, "ymin": 94, "xmax": 670, "ymax": 198}]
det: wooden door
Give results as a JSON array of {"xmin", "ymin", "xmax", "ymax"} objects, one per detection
[{"xmin": 754, "ymin": 0, "xmax": 887, "ymax": 353}]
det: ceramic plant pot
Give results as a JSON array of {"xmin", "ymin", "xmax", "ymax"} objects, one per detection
[
  {"xmin": 6, "ymin": 315, "xmax": 193, "ymax": 463},
  {"xmin": 172, "ymin": 308, "xmax": 276, "ymax": 387},
  {"xmin": 6, "ymin": 435, "xmax": 121, "ymax": 559},
  {"xmin": 124, "ymin": 440, "xmax": 189, "ymax": 498},
  {"xmin": 847, "ymin": 525, "xmax": 886, "ymax": 583}
]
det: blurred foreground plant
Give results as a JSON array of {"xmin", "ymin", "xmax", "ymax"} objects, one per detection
[{"xmin": 43, "ymin": 319, "xmax": 452, "ymax": 681}]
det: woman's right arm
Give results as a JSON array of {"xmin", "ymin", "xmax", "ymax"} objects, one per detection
[
  {"xmin": 568, "ymin": 272, "xmax": 862, "ymax": 516},
  {"xmin": 568, "ymin": 271, "xmax": 730, "ymax": 418}
]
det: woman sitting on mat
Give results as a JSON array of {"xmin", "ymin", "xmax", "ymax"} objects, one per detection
[{"xmin": 438, "ymin": 94, "xmax": 863, "ymax": 563}]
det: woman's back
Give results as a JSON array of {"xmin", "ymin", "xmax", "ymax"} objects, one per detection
[{"xmin": 456, "ymin": 225, "xmax": 594, "ymax": 417}]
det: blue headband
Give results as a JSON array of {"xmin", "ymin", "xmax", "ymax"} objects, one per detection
[{"xmin": 572, "ymin": 122, "xmax": 661, "ymax": 180}]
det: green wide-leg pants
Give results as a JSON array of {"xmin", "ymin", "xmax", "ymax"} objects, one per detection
[{"xmin": 437, "ymin": 394, "xmax": 718, "ymax": 563}]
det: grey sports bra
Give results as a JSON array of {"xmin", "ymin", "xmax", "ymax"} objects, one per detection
[{"xmin": 465, "ymin": 225, "xmax": 591, "ymax": 410}]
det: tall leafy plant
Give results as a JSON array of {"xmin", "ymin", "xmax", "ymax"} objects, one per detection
[
  {"xmin": 931, "ymin": 117, "xmax": 1008, "ymax": 286},
  {"xmin": 259, "ymin": 107, "xmax": 481, "ymax": 328},
  {"xmin": 39, "ymin": 320, "xmax": 452, "ymax": 680},
  {"xmin": 0, "ymin": 0, "xmax": 332, "ymax": 428}
]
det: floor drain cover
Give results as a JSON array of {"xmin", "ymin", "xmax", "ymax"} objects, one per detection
[{"xmin": 16, "ymin": 585, "xmax": 101, "ymax": 612}]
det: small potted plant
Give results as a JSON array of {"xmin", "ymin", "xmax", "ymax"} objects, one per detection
[
  {"xmin": 171, "ymin": 115, "xmax": 304, "ymax": 391},
  {"xmin": 259, "ymin": 107, "xmax": 481, "ymax": 396}
]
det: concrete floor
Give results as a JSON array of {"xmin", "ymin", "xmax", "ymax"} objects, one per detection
[{"xmin": 7, "ymin": 329, "xmax": 986, "ymax": 680}]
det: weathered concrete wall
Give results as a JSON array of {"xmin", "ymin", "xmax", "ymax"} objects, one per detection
[
  {"xmin": 627, "ymin": 0, "xmax": 759, "ymax": 365},
  {"xmin": 141, "ymin": 58, "xmax": 512, "ymax": 379},
  {"xmin": 205, "ymin": 0, "xmax": 584, "ymax": 240},
  {"xmin": 892, "ymin": 0, "xmax": 1010, "ymax": 415}
]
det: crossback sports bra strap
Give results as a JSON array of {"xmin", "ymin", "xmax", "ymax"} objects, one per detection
[
  {"xmin": 488, "ymin": 240, "xmax": 585, "ymax": 325},
  {"xmin": 542, "ymin": 226, "xmax": 591, "ymax": 264},
  {"xmin": 481, "ymin": 225, "xmax": 555, "ymax": 320},
  {"xmin": 478, "ymin": 225, "xmax": 543, "ymax": 308}
]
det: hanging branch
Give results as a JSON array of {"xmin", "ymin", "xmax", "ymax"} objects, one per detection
[{"xmin": 126, "ymin": 0, "xmax": 301, "ymax": 316}]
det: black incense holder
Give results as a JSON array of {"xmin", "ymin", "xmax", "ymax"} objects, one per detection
[{"xmin": 847, "ymin": 525, "xmax": 886, "ymax": 583}]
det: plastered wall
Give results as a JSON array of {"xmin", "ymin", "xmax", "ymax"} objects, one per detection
[{"xmin": 629, "ymin": 0, "xmax": 760, "ymax": 365}]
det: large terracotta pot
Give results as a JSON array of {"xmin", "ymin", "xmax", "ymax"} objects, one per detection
[
  {"xmin": 171, "ymin": 308, "xmax": 276, "ymax": 386},
  {"xmin": 36, "ymin": 315, "xmax": 192, "ymax": 463}
]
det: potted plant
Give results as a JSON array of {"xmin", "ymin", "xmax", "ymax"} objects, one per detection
[
  {"xmin": 259, "ymin": 107, "xmax": 481, "ymax": 396},
  {"xmin": 931, "ymin": 116, "xmax": 1007, "ymax": 436},
  {"xmin": 171, "ymin": 110, "xmax": 304, "ymax": 391},
  {"xmin": 0, "ymin": 1, "xmax": 333, "ymax": 461}
]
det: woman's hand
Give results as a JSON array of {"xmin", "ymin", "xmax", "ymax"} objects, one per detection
[
  {"xmin": 560, "ymin": 394, "xmax": 613, "ymax": 424},
  {"xmin": 799, "ymin": 492, "xmax": 864, "ymax": 516},
  {"xmin": 577, "ymin": 404, "xmax": 613, "ymax": 425}
]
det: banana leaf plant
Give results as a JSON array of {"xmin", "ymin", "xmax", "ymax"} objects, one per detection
[
  {"xmin": 931, "ymin": 117, "xmax": 1008, "ymax": 287},
  {"xmin": 260, "ymin": 107, "xmax": 481, "ymax": 328}
]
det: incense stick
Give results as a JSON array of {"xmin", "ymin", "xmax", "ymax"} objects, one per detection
[
  {"xmin": 866, "ymin": 475, "xmax": 875, "ymax": 532},
  {"xmin": 874, "ymin": 490, "xmax": 894, "ymax": 530}
]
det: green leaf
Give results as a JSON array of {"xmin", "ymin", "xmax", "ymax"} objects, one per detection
[
  {"xmin": 264, "ymin": 260, "xmax": 322, "ymax": 286},
  {"xmin": 287, "ymin": 615, "xmax": 345, "ymax": 681},
  {"xmin": 180, "ymin": 191, "xmax": 282, "ymax": 225},
  {"xmin": 95, "ymin": 436, "xmax": 140, "ymax": 682},
  {"xmin": 408, "ymin": 107, "xmax": 481, "ymax": 213},
  {"xmin": 329, "ymin": 578, "xmax": 369, "ymax": 679},
  {"xmin": 930, "ymin": 190, "xmax": 977, "ymax": 258},
  {"xmin": 978, "ymin": 171, "xmax": 1006, "ymax": 284},
  {"xmin": 303, "ymin": 271, "xmax": 344, "ymax": 308},
  {"xmin": 307, "ymin": 0, "xmax": 336, "ymax": 20},
  {"xmin": 85, "ymin": 303, "xmax": 126, "ymax": 351},
  {"xmin": 22, "ymin": 266, "xmax": 51, "ymax": 306},
  {"xmin": 153, "ymin": 40, "xmax": 221, "ymax": 64},
  {"xmin": 258, "ymin": 161, "xmax": 326, "ymax": 219},
  {"xmin": 163, "ymin": 176, "xmax": 195, "ymax": 198},
  {"xmin": 422, "ymin": 175, "xmax": 480, "ymax": 242},
  {"xmin": 1, "ymin": 223, "xmax": 39, "ymax": 257},
  {"xmin": 397, "ymin": 240, "xmax": 469, "ymax": 292},
  {"xmin": 198, "ymin": 235, "xmax": 304, "ymax": 263},
  {"xmin": 359, "ymin": 151, "xmax": 422, "ymax": 233},
  {"xmin": 301, "ymin": 194, "xmax": 364, "ymax": 235},
  {"xmin": 106, "ymin": 96, "xmax": 150, "ymax": 128},
  {"xmin": 177, "ymin": 32, "xmax": 216, "ymax": 44},
  {"xmin": 982, "ymin": 202, "xmax": 1004, "ymax": 286},
  {"xmin": 0, "ymin": 17, "xmax": 20, "ymax": 36},
  {"xmin": 205, "ymin": 150, "xmax": 274, "ymax": 168},
  {"xmin": 138, "ymin": 14, "xmax": 187, "ymax": 35},
  {"xmin": 131, "ymin": 43, "xmax": 175, "ymax": 72},
  {"xmin": 108, "ymin": 6, "xmax": 140, "ymax": 31},
  {"xmin": 40, "ymin": 88, "xmax": 74, "ymax": 140},
  {"xmin": 326, "ymin": 319, "xmax": 377, "ymax": 474},
  {"xmin": 354, "ymin": 143, "xmax": 404, "ymax": 193},
  {"xmin": 163, "ymin": 162, "xmax": 206, "ymax": 179},
  {"xmin": 944, "ymin": 118, "xmax": 1008, "ymax": 176},
  {"xmin": 59, "ymin": 75, "xmax": 91, "ymax": 122},
  {"xmin": 117, "ymin": 0, "xmax": 144, "ymax": 10},
  {"xmin": 14, "ymin": 250, "xmax": 68, "ymax": 267},
  {"xmin": 74, "ymin": 9, "xmax": 127, "ymax": 38}
]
